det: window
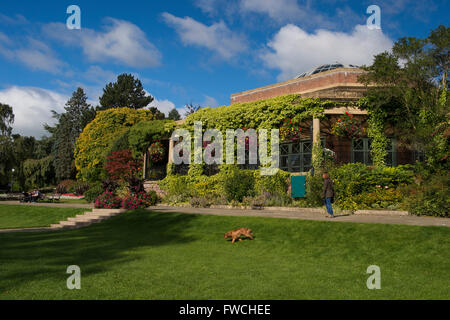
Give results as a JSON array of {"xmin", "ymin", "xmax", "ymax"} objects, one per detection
[
  {"xmin": 280, "ymin": 140, "xmax": 320, "ymax": 172},
  {"xmin": 351, "ymin": 138, "xmax": 396, "ymax": 166}
]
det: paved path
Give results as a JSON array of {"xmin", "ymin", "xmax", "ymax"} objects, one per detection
[{"xmin": 147, "ymin": 206, "xmax": 450, "ymax": 228}]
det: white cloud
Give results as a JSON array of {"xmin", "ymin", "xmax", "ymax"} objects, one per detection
[
  {"xmin": 261, "ymin": 24, "xmax": 393, "ymax": 81},
  {"xmin": 241, "ymin": 0, "xmax": 302, "ymax": 21},
  {"xmin": 240, "ymin": 0, "xmax": 333, "ymax": 27},
  {"xmin": 162, "ymin": 12, "xmax": 247, "ymax": 59},
  {"xmin": 202, "ymin": 95, "xmax": 219, "ymax": 107},
  {"xmin": 43, "ymin": 18, "xmax": 161, "ymax": 68},
  {"xmin": 149, "ymin": 98, "xmax": 178, "ymax": 116},
  {"xmin": 0, "ymin": 86, "xmax": 68, "ymax": 138},
  {"xmin": 0, "ymin": 35, "xmax": 65, "ymax": 74}
]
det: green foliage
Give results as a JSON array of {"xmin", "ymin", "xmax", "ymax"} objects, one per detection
[
  {"xmin": 74, "ymin": 107, "xmax": 155, "ymax": 181},
  {"xmin": 98, "ymin": 73, "xmax": 154, "ymax": 110},
  {"xmin": 126, "ymin": 120, "xmax": 175, "ymax": 157},
  {"xmin": 223, "ymin": 167, "xmax": 255, "ymax": 202},
  {"xmin": 254, "ymin": 169, "xmax": 290, "ymax": 196},
  {"xmin": 330, "ymin": 163, "xmax": 414, "ymax": 210},
  {"xmin": 366, "ymin": 106, "xmax": 388, "ymax": 168},
  {"xmin": 402, "ymin": 171, "xmax": 449, "ymax": 217},
  {"xmin": 84, "ymin": 183, "xmax": 103, "ymax": 203},
  {"xmin": 0, "ymin": 103, "xmax": 14, "ymax": 136},
  {"xmin": 183, "ymin": 95, "xmax": 332, "ymax": 132},
  {"xmin": 168, "ymin": 108, "xmax": 181, "ymax": 121},
  {"xmin": 312, "ymin": 133, "xmax": 324, "ymax": 174},
  {"xmin": 358, "ymin": 26, "xmax": 449, "ymax": 168},
  {"xmin": 305, "ymin": 174, "xmax": 324, "ymax": 207},
  {"xmin": 45, "ymin": 88, "xmax": 95, "ymax": 181},
  {"xmin": 23, "ymin": 156, "xmax": 55, "ymax": 188}
]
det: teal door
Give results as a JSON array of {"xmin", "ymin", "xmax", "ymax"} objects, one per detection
[{"xmin": 291, "ymin": 175, "xmax": 306, "ymax": 198}]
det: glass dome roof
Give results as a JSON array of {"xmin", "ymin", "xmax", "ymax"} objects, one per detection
[{"xmin": 296, "ymin": 63, "xmax": 360, "ymax": 78}]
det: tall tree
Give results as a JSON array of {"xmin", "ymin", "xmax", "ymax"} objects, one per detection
[
  {"xmin": 184, "ymin": 103, "xmax": 201, "ymax": 117},
  {"xmin": 12, "ymin": 134, "xmax": 36, "ymax": 190},
  {"xmin": 0, "ymin": 104, "xmax": 14, "ymax": 187},
  {"xmin": 359, "ymin": 25, "xmax": 449, "ymax": 167},
  {"xmin": 168, "ymin": 108, "xmax": 181, "ymax": 120},
  {"xmin": 98, "ymin": 73, "xmax": 154, "ymax": 110},
  {"xmin": 0, "ymin": 103, "xmax": 14, "ymax": 136},
  {"xmin": 46, "ymin": 88, "xmax": 95, "ymax": 180}
]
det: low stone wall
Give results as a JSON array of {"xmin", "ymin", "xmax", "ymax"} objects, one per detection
[{"xmin": 144, "ymin": 181, "xmax": 166, "ymax": 197}]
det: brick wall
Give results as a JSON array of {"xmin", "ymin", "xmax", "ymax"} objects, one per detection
[{"xmin": 230, "ymin": 68, "xmax": 366, "ymax": 104}]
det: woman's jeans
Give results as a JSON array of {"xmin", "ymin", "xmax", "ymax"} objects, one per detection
[{"xmin": 325, "ymin": 197, "xmax": 334, "ymax": 216}]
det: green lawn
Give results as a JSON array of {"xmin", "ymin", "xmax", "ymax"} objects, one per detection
[
  {"xmin": 0, "ymin": 208, "xmax": 449, "ymax": 299},
  {"xmin": 0, "ymin": 204, "xmax": 87, "ymax": 229}
]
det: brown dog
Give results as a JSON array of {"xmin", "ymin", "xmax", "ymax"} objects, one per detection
[{"xmin": 224, "ymin": 228, "xmax": 254, "ymax": 243}]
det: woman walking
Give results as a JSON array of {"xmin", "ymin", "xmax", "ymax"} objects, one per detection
[{"xmin": 322, "ymin": 172, "xmax": 335, "ymax": 218}]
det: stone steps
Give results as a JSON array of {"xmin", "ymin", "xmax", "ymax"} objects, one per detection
[{"xmin": 50, "ymin": 209, "xmax": 125, "ymax": 230}]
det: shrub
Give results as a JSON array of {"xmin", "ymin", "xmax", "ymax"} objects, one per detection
[
  {"xmin": 84, "ymin": 183, "xmax": 103, "ymax": 203},
  {"xmin": 402, "ymin": 173, "xmax": 449, "ymax": 217},
  {"xmin": 102, "ymin": 178, "xmax": 119, "ymax": 193},
  {"xmin": 72, "ymin": 181, "xmax": 90, "ymax": 195},
  {"xmin": 190, "ymin": 196, "xmax": 212, "ymax": 208},
  {"xmin": 305, "ymin": 174, "xmax": 324, "ymax": 207},
  {"xmin": 74, "ymin": 108, "xmax": 156, "ymax": 181},
  {"xmin": 121, "ymin": 191, "xmax": 157, "ymax": 210},
  {"xmin": 56, "ymin": 180, "xmax": 75, "ymax": 194},
  {"xmin": 94, "ymin": 192, "xmax": 122, "ymax": 209},
  {"xmin": 223, "ymin": 167, "xmax": 255, "ymax": 202},
  {"xmin": 105, "ymin": 149, "xmax": 142, "ymax": 182},
  {"xmin": 329, "ymin": 163, "xmax": 414, "ymax": 210}
]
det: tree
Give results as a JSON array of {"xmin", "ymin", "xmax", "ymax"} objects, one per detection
[
  {"xmin": 168, "ymin": 108, "xmax": 181, "ymax": 120},
  {"xmin": 0, "ymin": 103, "xmax": 14, "ymax": 136},
  {"xmin": 46, "ymin": 88, "xmax": 96, "ymax": 181},
  {"xmin": 12, "ymin": 134, "xmax": 36, "ymax": 190},
  {"xmin": 0, "ymin": 104, "xmax": 14, "ymax": 187},
  {"xmin": 148, "ymin": 106, "xmax": 165, "ymax": 120},
  {"xmin": 358, "ymin": 25, "xmax": 449, "ymax": 168},
  {"xmin": 98, "ymin": 74, "xmax": 154, "ymax": 110},
  {"xmin": 184, "ymin": 103, "xmax": 201, "ymax": 117}
]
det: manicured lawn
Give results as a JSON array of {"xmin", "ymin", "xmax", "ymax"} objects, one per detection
[
  {"xmin": 0, "ymin": 209, "xmax": 449, "ymax": 299},
  {"xmin": 0, "ymin": 205, "xmax": 87, "ymax": 229}
]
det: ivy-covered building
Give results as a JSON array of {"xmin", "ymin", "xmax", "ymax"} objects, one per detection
[{"xmin": 153, "ymin": 63, "xmax": 420, "ymax": 180}]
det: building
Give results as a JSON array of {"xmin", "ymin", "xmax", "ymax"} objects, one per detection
[{"xmin": 151, "ymin": 63, "xmax": 419, "ymax": 182}]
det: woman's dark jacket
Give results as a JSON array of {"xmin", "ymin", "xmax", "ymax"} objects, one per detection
[{"xmin": 323, "ymin": 178, "xmax": 335, "ymax": 199}]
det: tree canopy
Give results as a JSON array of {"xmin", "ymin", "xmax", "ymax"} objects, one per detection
[{"xmin": 98, "ymin": 73, "xmax": 154, "ymax": 110}]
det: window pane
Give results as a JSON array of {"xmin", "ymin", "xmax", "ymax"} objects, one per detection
[
  {"xmin": 280, "ymin": 144, "xmax": 290, "ymax": 155},
  {"xmin": 281, "ymin": 156, "xmax": 288, "ymax": 169},
  {"xmin": 290, "ymin": 155, "xmax": 300, "ymax": 167},
  {"xmin": 303, "ymin": 142, "xmax": 312, "ymax": 153},
  {"xmin": 353, "ymin": 139, "xmax": 364, "ymax": 151},
  {"xmin": 354, "ymin": 151, "xmax": 364, "ymax": 163}
]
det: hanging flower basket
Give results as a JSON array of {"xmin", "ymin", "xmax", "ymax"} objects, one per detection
[
  {"xmin": 331, "ymin": 113, "xmax": 365, "ymax": 139},
  {"xmin": 149, "ymin": 142, "xmax": 165, "ymax": 164},
  {"xmin": 280, "ymin": 118, "xmax": 303, "ymax": 142}
]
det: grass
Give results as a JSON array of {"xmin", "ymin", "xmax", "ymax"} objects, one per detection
[
  {"xmin": 0, "ymin": 204, "xmax": 87, "ymax": 229},
  {"xmin": 0, "ymin": 208, "xmax": 449, "ymax": 299}
]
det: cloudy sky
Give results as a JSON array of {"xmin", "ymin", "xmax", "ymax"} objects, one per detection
[{"xmin": 0, "ymin": 0, "xmax": 448, "ymax": 137}]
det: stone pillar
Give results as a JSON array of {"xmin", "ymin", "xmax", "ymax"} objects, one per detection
[
  {"xmin": 312, "ymin": 118, "xmax": 320, "ymax": 144},
  {"xmin": 168, "ymin": 138, "xmax": 174, "ymax": 164},
  {"xmin": 143, "ymin": 151, "xmax": 148, "ymax": 179}
]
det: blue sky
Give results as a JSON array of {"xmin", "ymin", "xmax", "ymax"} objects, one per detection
[{"xmin": 0, "ymin": 0, "xmax": 448, "ymax": 137}]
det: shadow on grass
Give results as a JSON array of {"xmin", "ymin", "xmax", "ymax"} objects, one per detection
[{"xmin": 0, "ymin": 210, "xmax": 198, "ymax": 291}]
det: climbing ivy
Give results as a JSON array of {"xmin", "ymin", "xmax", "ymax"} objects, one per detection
[
  {"xmin": 357, "ymin": 97, "xmax": 388, "ymax": 168},
  {"xmin": 183, "ymin": 94, "xmax": 336, "ymax": 132}
]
